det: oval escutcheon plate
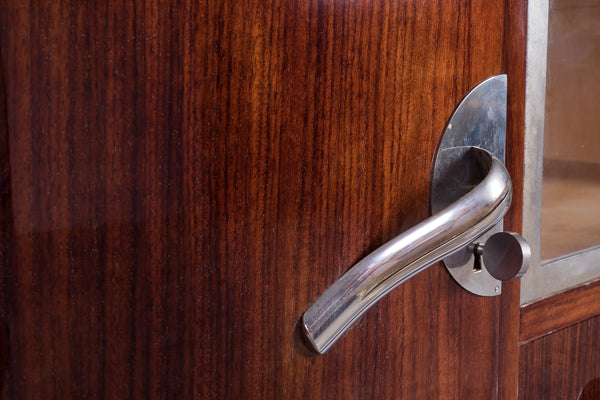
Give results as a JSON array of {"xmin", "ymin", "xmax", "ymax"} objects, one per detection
[{"xmin": 431, "ymin": 74, "xmax": 507, "ymax": 296}]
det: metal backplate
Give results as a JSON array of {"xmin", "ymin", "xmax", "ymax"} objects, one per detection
[{"xmin": 431, "ymin": 75, "xmax": 507, "ymax": 296}]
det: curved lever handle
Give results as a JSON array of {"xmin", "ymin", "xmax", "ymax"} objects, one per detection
[{"xmin": 301, "ymin": 147, "xmax": 512, "ymax": 354}]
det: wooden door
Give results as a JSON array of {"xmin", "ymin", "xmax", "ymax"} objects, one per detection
[{"xmin": 0, "ymin": 1, "xmax": 526, "ymax": 398}]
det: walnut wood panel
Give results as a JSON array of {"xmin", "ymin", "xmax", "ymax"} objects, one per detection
[
  {"xmin": 519, "ymin": 313, "xmax": 600, "ymax": 400},
  {"xmin": 0, "ymin": 1, "xmax": 524, "ymax": 398},
  {"xmin": 499, "ymin": 0, "xmax": 527, "ymax": 397},
  {"xmin": 0, "ymin": 35, "xmax": 10, "ymax": 394},
  {"xmin": 580, "ymin": 378, "xmax": 600, "ymax": 400},
  {"xmin": 520, "ymin": 278, "xmax": 600, "ymax": 344}
]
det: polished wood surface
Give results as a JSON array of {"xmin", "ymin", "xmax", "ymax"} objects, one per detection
[
  {"xmin": 0, "ymin": 1, "xmax": 524, "ymax": 398},
  {"xmin": 520, "ymin": 278, "xmax": 600, "ymax": 344},
  {"xmin": 519, "ymin": 313, "xmax": 600, "ymax": 399},
  {"xmin": 580, "ymin": 378, "xmax": 600, "ymax": 400},
  {"xmin": 499, "ymin": 0, "xmax": 527, "ymax": 397},
  {"xmin": 0, "ymin": 38, "xmax": 10, "ymax": 394}
]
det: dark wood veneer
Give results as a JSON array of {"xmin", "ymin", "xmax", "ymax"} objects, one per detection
[
  {"xmin": 499, "ymin": 0, "xmax": 527, "ymax": 397},
  {"xmin": 0, "ymin": 38, "xmax": 11, "ymax": 395},
  {"xmin": 520, "ymin": 314, "xmax": 600, "ymax": 400},
  {"xmin": 0, "ymin": 0, "xmax": 525, "ymax": 398},
  {"xmin": 521, "ymin": 278, "xmax": 600, "ymax": 345}
]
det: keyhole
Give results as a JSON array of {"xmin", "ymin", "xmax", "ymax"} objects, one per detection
[{"xmin": 473, "ymin": 243, "xmax": 484, "ymax": 273}]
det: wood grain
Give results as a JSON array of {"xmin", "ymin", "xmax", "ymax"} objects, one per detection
[
  {"xmin": 0, "ymin": 0, "xmax": 523, "ymax": 398},
  {"xmin": 498, "ymin": 0, "xmax": 528, "ymax": 397},
  {"xmin": 520, "ymin": 278, "xmax": 600, "ymax": 344},
  {"xmin": 519, "ymin": 313, "xmax": 600, "ymax": 400},
  {"xmin": 0, "ymin": 38, "xmax": 11, "ymax": 395},
  {"xmin": 580, "ymin": 378, "xmax": 600, "ymax": 400}
]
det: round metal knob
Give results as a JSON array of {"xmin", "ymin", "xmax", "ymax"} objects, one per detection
[{"xmin": 482, "ymin": 232, "xmax": 531, "ymax": 281}]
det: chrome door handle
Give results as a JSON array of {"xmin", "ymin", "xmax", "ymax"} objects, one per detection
[
  {"xmin": 301, "ymin": 75, "xmax": 530, "ymax": 354},
  {"xmin": 302, "ymin": 147, "xmax": 511, "ymax": 354}
]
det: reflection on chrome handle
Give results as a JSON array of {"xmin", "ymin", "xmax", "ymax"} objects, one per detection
[{"xmin": 301, "ymin": 147, "xmax": 512, "ymax": 354}]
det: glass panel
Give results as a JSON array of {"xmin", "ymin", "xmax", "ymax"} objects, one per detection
[{"xmin": 541, "ymin": 0, "xmax": 600, "ymax": 261}]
